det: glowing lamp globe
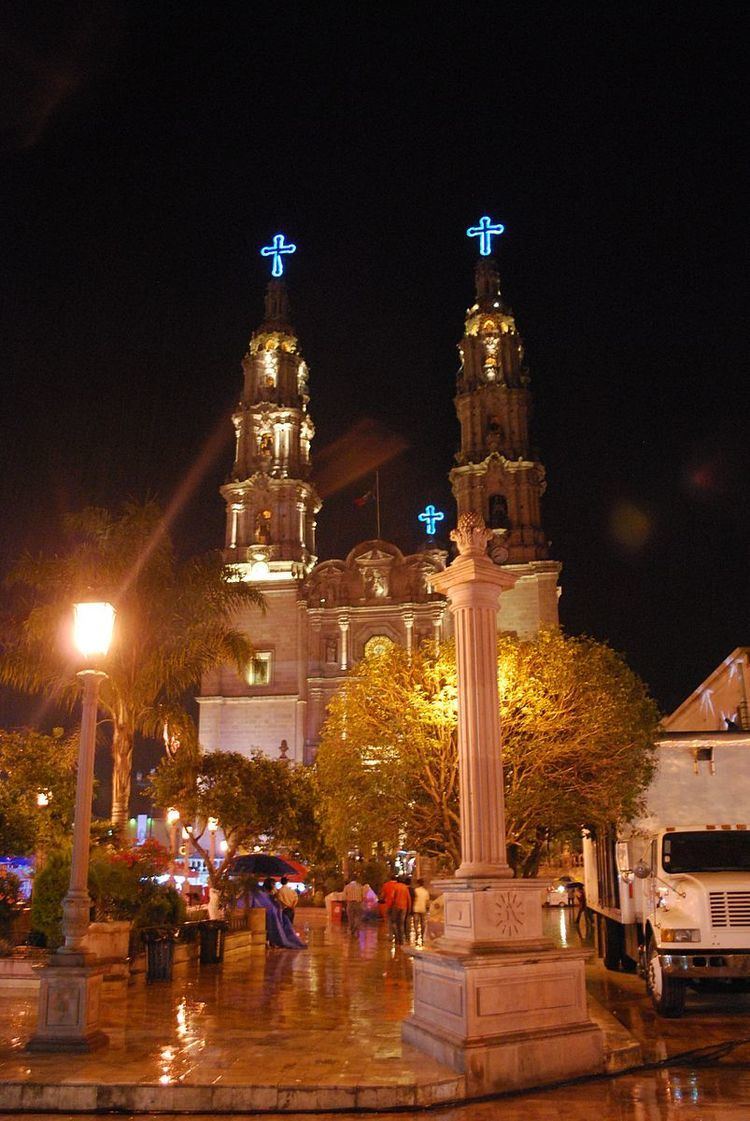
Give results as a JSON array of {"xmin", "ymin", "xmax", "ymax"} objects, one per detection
[
  {"xmin": 73, "ymin": 601, "xmax": 116, "ymax": 659},
  {"xmin": 166, "ymin": 807, "xmax": 180, "ymax": 827},
  {"xmin": 207, "ymin": 817, "xmax": 219, "ymax": 833}
]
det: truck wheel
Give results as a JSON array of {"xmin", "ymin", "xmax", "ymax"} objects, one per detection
[
  {"xmin": 602, "ymin": 917, "xmax": 623, "ymax": 971},
  {"xmin": 646, "ymin": 934, "xmax": 686, "ymax": 1017}
]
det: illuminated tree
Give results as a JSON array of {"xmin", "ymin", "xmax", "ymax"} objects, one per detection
[
  {"xmin": 315, "ymin": 632, "xmax": 659, "ymax": 876},
  {"xmin": 0, "ymin": 728, "xmax": 78, "ymax": 857},
  {"xmin": 1, "ymin": 501, "xmax": 263, "ymax": 830},
  {"xmin": 149, "ymin": 744, "xmax": 296, "ymax": 896},
  {"xmin": 315, "ymin": 641, "xmax": 461, "ymax": 865}
]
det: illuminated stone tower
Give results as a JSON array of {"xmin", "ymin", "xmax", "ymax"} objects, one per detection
[
  {"xmin": 449, "ymin": 252, "xmax": 560, "ymax": 636},
  {"xmin": 221, "ymin": 277, "xmax": 320, "ymax": 580},
  {"xmin": 199, "ymin": 260, "xmax": 321, "ymax": 764}
]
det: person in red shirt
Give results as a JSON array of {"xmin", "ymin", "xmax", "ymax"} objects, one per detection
[{"xmin": 381, "ymin": 876, "xmax": 411, "ymax": 945}]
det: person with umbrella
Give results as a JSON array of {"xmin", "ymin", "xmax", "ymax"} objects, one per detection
[{"xmin": 230, "ymin": 855, "xmax": 307, "ymax": 950}]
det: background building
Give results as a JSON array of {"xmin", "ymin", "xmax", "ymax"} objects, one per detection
[{"xmin": 198, "ymin": 256, "xmax": 560, "ymax": 762}]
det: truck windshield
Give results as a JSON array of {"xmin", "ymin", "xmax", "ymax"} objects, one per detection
[{"xmin": 663, "ymin": 831, "xmax": 750, "ymax": 874}]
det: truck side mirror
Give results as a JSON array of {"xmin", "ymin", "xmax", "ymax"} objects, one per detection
[{"xmin": 633, "ymin": 860, "xmax": 651, "ymax": 879}]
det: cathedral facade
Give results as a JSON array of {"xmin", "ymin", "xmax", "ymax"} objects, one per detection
[{"xmin": 197, "ymin": 256, "xmax": 560, "ymax": 763}]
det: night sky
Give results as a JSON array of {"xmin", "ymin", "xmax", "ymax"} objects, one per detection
[{"xmin": 1, "ymin": 4, "xmax": 748, "ymax": 715}]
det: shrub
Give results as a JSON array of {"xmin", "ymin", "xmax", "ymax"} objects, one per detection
[
  {"xmin": 31, "ymin": 845, "xmax": 185, "ymax": 947},
  {"xmin": 133, "ymin": 886, "xmax": 185, "ymax": 931},
  {"xmin": 31, "ymin": 849, "xmax": 71, "ymax": 949},
  {"xmin": 88, "ymin": 849, "xmax": 140, "ymax": 921}
]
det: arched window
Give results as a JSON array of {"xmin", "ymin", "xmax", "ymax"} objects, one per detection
[{"xmin": 489, "ymin": 494, "xmax": 510, "ymax": 530}]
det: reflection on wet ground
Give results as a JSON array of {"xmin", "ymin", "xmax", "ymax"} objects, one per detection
[
  {"xmin": 0, "ymin": 913, "xmax": 454, "ymax": 1093},
  {"xmin": 3, "ymin": 908, "xmax": 750, "ymax": 1118}
]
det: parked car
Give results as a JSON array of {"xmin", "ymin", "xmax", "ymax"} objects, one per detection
[{"xmin": 545, "ymin": 875, "xmax": 582, "ymax": 907}]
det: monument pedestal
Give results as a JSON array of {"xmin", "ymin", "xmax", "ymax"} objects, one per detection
[
  {"xmin": 404, "ymin": 517, "xmax": 604, "ymax": 1093},
  {"xmin": 403, "ymin": 880, "xmax": 604, "ymax": 1094},
  {"xmin": 27, "ymin": 952, "xmax": 108, "ymax": 1053}
]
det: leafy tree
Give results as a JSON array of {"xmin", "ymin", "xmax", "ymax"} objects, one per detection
[
  {"xmin": 1, "ymin": 500, "xmax": 263, "ymax": 830},
  {"xmin": 0, "ymin": 728, "xmax": 78, "ymax": 857},
  {"xmin": 315, "ymin": 640, "xmax": 460, "ymax": 865},
  {"xmin": 0, "ymin": 867, "xmax": 23, "ymax": 940},
  {"xmin": 149, "ymin": 745, "xmax": 297, "ymax": 899},
  {"xmin": 315, "ymin": 632, "xmax": 659, "ymax": 876}
]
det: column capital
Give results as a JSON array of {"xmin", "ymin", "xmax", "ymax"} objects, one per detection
[{"xmin": 431, "ymin": 554, "xmax": 518, "ymax": 605}]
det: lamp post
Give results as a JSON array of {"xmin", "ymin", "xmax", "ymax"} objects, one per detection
[
  {"xmin": 166, "ymin": 807, "xmax": 180, "ymax": 885},
  {"xmin": 206, "ymin": 817, "xmax": 221, "ymax": 918},
  {"xmin": 29, "ymin": 600, "xmax": 115, "ymax": 1053},
  {"xmin": 207, "ymin": 817, "xmax": 219, "ymax": 867},
  {"xmin": 182, "ymin": 827, "xmax": 191, "ymax": 897}
]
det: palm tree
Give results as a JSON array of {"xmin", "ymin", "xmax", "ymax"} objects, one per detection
[{"xmin": 1, "ymin": 501, "xmax": 263, "ymax": 830}]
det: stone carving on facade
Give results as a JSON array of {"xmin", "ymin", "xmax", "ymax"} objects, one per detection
[
  {"xmin": 488, "ymin": 529, "xmax": 510, "ymax": 566},
  {"xmin": 356, "ymin": 548, "xmax": 394, "ymax": 600},
  {"xmin": 254, "ymin": 510, "xmax": 272, "ymax": 544},
  {"xmin": 363, "ymin": 566, "xmax": 388, "ymax": 598},
  {"xmin": 451, "ymin": 511, "xmax": 493, "ymax": 556},
  {"xmin": 492, "ymin": 891, "xmax": 525, "ymax": 938}
]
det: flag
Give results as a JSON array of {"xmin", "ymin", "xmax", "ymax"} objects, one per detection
[{"xmin": 354, "ymin": 488, "xmax": 375, "ymax": 508}]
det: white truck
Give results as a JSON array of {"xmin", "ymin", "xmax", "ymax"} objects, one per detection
[{"xmin": 583, "ymin": 733, "xmax": 750, "ymax": 1017}]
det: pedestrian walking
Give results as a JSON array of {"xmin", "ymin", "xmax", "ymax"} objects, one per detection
[
  {"xmin": 412, "ymin": 878, "xmax": 430, "ymax": 944},
  {"xmin": 276, "ymin": 876, "xmax": 298, "ymax": 925},
  {"xmin": 343, "ymin": 876, "xmax": 365, "ymax": 935},
  {"xmin": 381, "ymin": 875, "xmax": 411, "ymax": 945}
]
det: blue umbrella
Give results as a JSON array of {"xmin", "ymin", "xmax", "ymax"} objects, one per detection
[{"xmin": 229, "ymin": 854, "xmax": 298, "ymax": 878}]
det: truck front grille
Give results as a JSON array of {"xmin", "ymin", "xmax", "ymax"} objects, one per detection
[{"xmin": 709, "ymin": 891, "xmax": 750, "ymax": 928}]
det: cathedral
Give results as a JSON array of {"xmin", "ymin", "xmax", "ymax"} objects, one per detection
[{"xmin": 197, "ymin": 243, "xmax": 561, "ymax": 763}]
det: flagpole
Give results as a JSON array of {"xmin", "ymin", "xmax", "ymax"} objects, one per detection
[{"xmin": 375, "ymin": 471, "xmax": 381, "ymax": 539}]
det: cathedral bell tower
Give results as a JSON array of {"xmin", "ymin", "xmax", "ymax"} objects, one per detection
[
  {"xmin": 221, "ymin": 277, "xmax": 321, "ymax": 582},
  {"xmin": 450, "ymin": 235, "xmax": 560, "ymax": 636}
]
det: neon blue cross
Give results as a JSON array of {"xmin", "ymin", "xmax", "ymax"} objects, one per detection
[
  {"xmin": 419, "ymin": 504, "xmax": 445, "ymax": 536},
  {"xmin": 466, "ymin": 216, "xmax": 505, "ymax": 257},
  {"xmin": 260, "ymin": 233, "xmax": 297, "ymax": 278}
]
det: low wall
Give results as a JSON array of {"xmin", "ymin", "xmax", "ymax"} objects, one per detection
[
  {"xmin": 0, "ymin": 912, "xmax": 267, "ymax": 991},
  {"xmin": 0, "ymin": 953, "xmax": 47, "ymax": 992}
]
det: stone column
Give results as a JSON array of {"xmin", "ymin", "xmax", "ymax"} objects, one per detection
[
  {"xmin": 403, "ymin": 513, "xmax": 604, "ymax": 1094},
  {"xmin": 430, "ymin": 517, "xmax": 515, "ymax": 879},
  {"xmin": 403, "ymin": 611, "xmax": 414, "ymax": 655},
  {"xmin": 338, "ymin": 613, "xmax": 350, "ymax": 671}
]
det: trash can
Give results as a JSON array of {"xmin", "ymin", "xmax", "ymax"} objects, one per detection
[
  {"xmin": 143, "ymin": 928, "xmax": 176, "ymax": 982},
  {"xmin": 199, "ymin": 919, "xmax": 228, "ymax": 964},
  {"xmin": 330, "ymin": 900, "xmax": 344, "ymax": 924}
]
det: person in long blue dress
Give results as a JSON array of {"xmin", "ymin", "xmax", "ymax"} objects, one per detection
[{"xmin": 250, "ymin": 880, "xmax": 307, "ymax": 949}]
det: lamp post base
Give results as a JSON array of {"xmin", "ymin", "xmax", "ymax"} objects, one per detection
[{"xmin": 26, "ymin": 953, "xmax": 108, "ymax": 1053}]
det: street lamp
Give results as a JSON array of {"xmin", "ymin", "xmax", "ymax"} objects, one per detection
[
  {"xmin": 182, "ymin": 826, "xmax": 191, "ymax": 896},
  {"xmin": 28, "ymin": 600, "xmax": 115, "ymax": 1053},
  {"xmin": 207, "ymin": 816, "xmax": 219, "ymax": 868},
  {"xmin": 166, "ymin": 806, "xmax": 180, "ymax": 852}
]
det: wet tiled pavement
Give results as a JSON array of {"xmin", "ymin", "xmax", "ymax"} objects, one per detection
[
  {"xmin": 2, "ymin": 908, "xmax": 750, "ymax": 1117},
  {"xmin": 0, "ymin": 912, "xmax": 463, "ymax": 1111}
]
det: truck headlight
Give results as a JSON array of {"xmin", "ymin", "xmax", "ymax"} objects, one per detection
[{"xmin": 661, "ymin": 928, "xmax": 701, "ymax": 943}]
